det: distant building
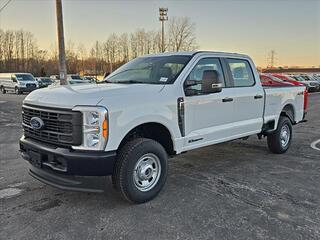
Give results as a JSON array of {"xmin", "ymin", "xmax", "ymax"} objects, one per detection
[{"xmin": 262, "ymin": 67, "xmax": 320, "ymax": 74}]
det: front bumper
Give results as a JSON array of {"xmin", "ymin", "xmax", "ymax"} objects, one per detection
[
  {"xmin": 20, "ymin": 136, "xmax": 117, "ymax": 191},
  {"xmin": 18, "ymin": 86, "xmax": 37, "ymax": 92},
  {"xmin": 308, "ymin": 85, "xmax": 319, "ymax": 92}
]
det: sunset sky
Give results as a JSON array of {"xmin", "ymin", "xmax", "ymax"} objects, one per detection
[{"xmin": 1, "ymin": 0, "xmax": 319, "ymax": 67}]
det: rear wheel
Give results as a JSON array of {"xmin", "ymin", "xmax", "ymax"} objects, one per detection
[
  {"xmin": 112, "ymin": 138, "xmax": 168, "ymax": 203},
  {"xmin": 267, "ymin": 116, "xmax": 292, "ymax": 154},
  {"xmin": 0, "ymin": 86, "xmax": 6, "ymax": 94}
]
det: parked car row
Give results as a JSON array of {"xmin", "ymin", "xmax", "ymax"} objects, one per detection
[
  {"xmin": 289, "ymin": 74, "xmax": 320, "ymax": 92},
  {"xmin": 260, "ymin": 73, "xmax": 320, "ymax": 92},
  {"xmin": 0, "ymin": 73, "xmax": 97, "ymax": 94},
  {"xmin": 35, "ymin": 77, "xmax": 54, "ymax": 88},
  {"xmin": 0, "ymin": 73, "xmax": 38, "ymax": 94},
  {"xmin": 50, "ymin": 74, "xmax": 97, "ymax": 85}
]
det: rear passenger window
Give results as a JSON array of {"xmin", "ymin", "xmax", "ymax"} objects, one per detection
[{"xmin": 227, "ymin": 59, "xmax": 255, "ymax": 87}]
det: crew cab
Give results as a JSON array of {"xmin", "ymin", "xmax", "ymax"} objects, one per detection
[
  {"xmin": 19, "ymin": 51, "xmax": 307, "ymax": 203},
  {"xmin": 0, "ymin": 73, "xmax": 38, "ymax": 94}
]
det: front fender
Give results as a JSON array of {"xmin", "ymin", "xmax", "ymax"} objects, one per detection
[{"xmin": 105, "ymin": 104, "xmax": 181, "ymax": 152}]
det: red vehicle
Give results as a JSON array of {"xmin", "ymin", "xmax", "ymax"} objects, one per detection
[
  {"xmin": 271, "ymin": 74, "xmax": 308, "ymax": 115},
  {"xmin": 271, "ymin": 74, "xmax": 304, "ymax": 86},
  {"xmin": 259, "ymin": 73, "xmax": 292, "ymax": 87}
]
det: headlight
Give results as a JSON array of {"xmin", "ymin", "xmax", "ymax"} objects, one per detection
[
  {"xmin": 18, "ymin": 81, "xmax": 26, "ymax": 86},
  {"xmin": 72, "ymin": 106, "xmax": 108, "ymax": 150}
]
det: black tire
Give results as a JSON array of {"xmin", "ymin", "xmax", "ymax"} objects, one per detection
[
  {"xmin": 267, "ymin": 116, "xmax": 292, "ymax": 154},
  {"xmin": 15, "ymin": 87, "xmax": 21, "ymax": 95},
  {"xmin": 112, "ymin": 138, "xmax": 168, "ymax": 203},
  {"xmin": 0, "ymin": 86, "xmax": 6, "ymax": 94}
]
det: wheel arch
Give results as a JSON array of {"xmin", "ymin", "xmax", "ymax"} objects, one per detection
[
  {"xmin": 118, "ymin": 122, "xmax": 175, "ymax": 156},
  {"xmin": 281, "ymin": 104, "xmax": 295, "ymax": 124}
]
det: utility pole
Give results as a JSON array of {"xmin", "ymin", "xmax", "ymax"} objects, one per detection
[
  {"xmin": 56, "ymin": 0, "xmax": 67, "ymax": 85},
  {"xmin": 159, "ymin": 8, "xmax": 168, "ymax": 53},
  {"xmin": 268, "ymin": 50, "xmax": 276, "ymax": 68}
]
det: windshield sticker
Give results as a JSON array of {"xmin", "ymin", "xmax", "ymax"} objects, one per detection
[
  {"xmin": 16, "ymin": 77, "xmax": 23, "ymax": 80},
  {"xmin": 160, "ymin": 77, "xmax": 168, "ymax": 82}
]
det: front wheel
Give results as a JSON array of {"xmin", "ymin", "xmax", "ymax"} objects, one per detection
[
  {"xmin": 0, "ymin": 86, "xmax": 6, "ymax": 94},
  {"xmin": 113, "ymin": 138, "xmax": 168, "ymax": 203},
  {"xmin": 267, "ymin": 116, "xmax": 292, "ymax": 154},
  {"xmin": 15, "ymin": 87, "xmax": 21, "ymax": 95}
]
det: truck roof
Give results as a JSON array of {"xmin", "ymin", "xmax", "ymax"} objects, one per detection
[{"xmin": 143, "ymin": 51, "xmax": 249, "ymax": 58}]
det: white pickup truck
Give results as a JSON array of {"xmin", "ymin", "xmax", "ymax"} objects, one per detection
[{"xmin": 20, "ymin": 51, "xmax": 307, "ymax": 203}]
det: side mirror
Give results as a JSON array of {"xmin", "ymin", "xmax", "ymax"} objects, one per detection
[
  {"xmin": 210, "ymin": 83, "xmax": 223, "ymax": 93},
  {"xmin": 202, "ymin": 79, "xmax": 223, "ymax": 94},
  {"xmin": 11, "ymin": 77, "xmax": 17, "ymax": 82}
]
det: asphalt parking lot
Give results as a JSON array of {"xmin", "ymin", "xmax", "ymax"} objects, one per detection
[{"xmin": 1, "ymin": 92, "xmax": 320, "ymax": 240}]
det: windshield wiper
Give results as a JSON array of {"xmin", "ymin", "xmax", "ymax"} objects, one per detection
[{"xmin": 115, "ymin": 80, "xmax": 146, "ymax": 84}]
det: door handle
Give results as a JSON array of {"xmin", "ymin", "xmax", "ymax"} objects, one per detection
[
  {"xmin": 222, "ymin": 97, "xmax": 233, "ymax": 102},
  {"xmin": 254, "ymin": 95, "xmax": 263, "ymax": 99}
]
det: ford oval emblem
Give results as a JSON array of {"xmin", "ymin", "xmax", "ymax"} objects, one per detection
[{"xmin": 30, "ymin": 117, "xmax": 44, "ymax": 130}]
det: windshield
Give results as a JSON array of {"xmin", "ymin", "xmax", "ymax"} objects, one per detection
[
  {"xmin": 15, "ymin": 74, "xmax": 35, "ymax": 81},
  {"xmin": 70, "ymin": 75, "xmax": 82, "ymax": 80},
  {"xmin": 41, "ymin": 78, "xmax": 52, "ymax": 83},
  {"xmin": 106, "ymin": 55, "xmax": 191, "ymax": 84},
  {"xmin": 296, "ymin": 76, "xmax": 307, "ymax": 81},
  {"xmin": 300, "ymin": 75, "xmax": 313, "ymax": 81}
]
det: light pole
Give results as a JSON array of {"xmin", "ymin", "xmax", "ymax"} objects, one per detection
[
  {"xmin": 159, "ymin": 8, "xmax": 168, "ymax": 53},
  {"xmin": 56, "ymin": 0, "xmax": 67, "ymax": 85}
]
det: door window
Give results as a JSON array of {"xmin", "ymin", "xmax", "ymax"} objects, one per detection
[
  {"xmin": 226, "ymin": 59, "xmax": 255, "ymax": 87},
  {"xmin": 185, "ymin": 58, "xmax": 225, "ymax": 95},
  {"xmin": 11, "ymin": 75, "xmax": 17, "ymax": 82}
]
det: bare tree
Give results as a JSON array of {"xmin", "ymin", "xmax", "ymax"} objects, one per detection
[
  {"xmin": 66, "ymin": 40, "xmax": 78, "ymax": 73},
  {"xmin": 77, "ymin": 43, "xmax": 87, "ymax": 74},
  {"xmin": 119, "ymin": 33, "xmax": 129, "ymax": 62},
  {"xmin": 130, "ymin": 32, "xmax": 138, "ymax": 59},
  {"xmin": 150, "ymin": 31, "xmax": 162, "ymax": 54},
  {"xmin": 104, "ymin": 34, "xmax": 118, "ymax": 72},
  {"xmin": 168, "ymin": 17, "xmax": 197, "ymax": 52},
  {"xmin": 0, "ymin": 29, "xmax": 3, "ymax": 69},
  {"xmin": 4, "ymin": 31, "xmax": 14, "ymax": 69},
  {"xmin": 0, "ymin": 23, "xmax": 198, "ymax": 76}
]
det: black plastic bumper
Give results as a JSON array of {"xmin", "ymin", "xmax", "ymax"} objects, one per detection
[
  {"xmin": 20, "ymin": 136, "xmax": 117, "ymax": 176},
  {"xmin": 28, "ymin": 166, "xmax": 107, "ymax": 193},
  {"xmin": 18, "ymin": 87, "xmax": 37, "ymax": 92}
]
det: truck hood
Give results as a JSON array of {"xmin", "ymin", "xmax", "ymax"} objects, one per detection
[{"xmin": 23, "ymin": 83, "xmax": 164, "ymax": 109}]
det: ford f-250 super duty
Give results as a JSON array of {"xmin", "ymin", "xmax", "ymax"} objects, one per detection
[{"xmin": 20, "ymin": 51, "xmax": 307, "ymax": 203}]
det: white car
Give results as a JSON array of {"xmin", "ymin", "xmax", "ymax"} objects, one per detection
[
  {"xmin": 51, "ymin": 75, "xmax": 93, "ymax": 86},
  {"xmin": 20, "ymin": 51, "xmax": 307, "ymax": 203},
  {"xmin": 0, "ymin": 73, "xmax": 38, "ymax": 94},
  {"xmin": 290, "ymin": 75, "xmax": 319, "ymax": 92}
]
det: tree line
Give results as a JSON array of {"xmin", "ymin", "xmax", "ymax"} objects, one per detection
[{"xmin": 0, "ymin": 17, "xmax": 197, "ymax": 77}]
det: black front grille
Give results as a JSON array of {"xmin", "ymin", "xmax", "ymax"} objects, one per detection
[
  {"xmin": 22, "ymin": 104, "xmax": 82, "ymax": 147},
  {"xmin": 26, "ymin": 83, "xmax": 36, "ymax": 88}
]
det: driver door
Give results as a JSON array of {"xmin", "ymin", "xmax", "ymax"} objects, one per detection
[{"xmin": 183, "ymin": 57, "xmax": 235, "ymax": 151}]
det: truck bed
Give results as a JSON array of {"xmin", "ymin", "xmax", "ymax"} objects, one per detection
[{"xmin": 263, "ymin": 85, "xmax": 305, "ymax": 130}]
